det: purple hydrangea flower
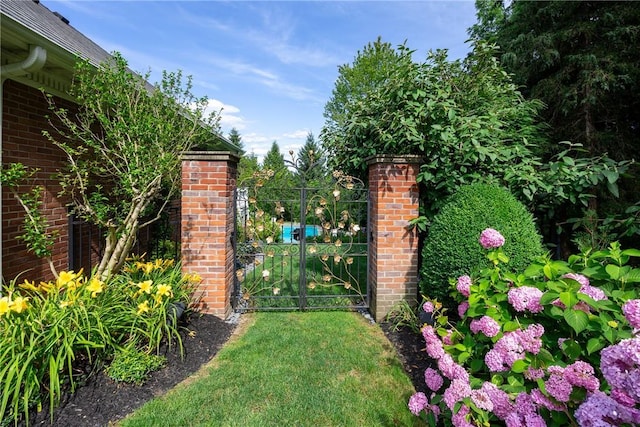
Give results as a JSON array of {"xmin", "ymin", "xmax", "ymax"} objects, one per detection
[
  {"xmin": 579, "ymin": 284, "xmax": 607, "ymax": 301},
  {"xmin": 485, "ymin": 348, "xmax": 507, "ymax": 372},
  {"xmin": 451, "ymin": 405, "xmax": 473, "ymax": 427},
  {"xmin": 524, "ymin": 367, "xmax": 545, "ymax": 381},
  {"xmin": 622, "ymin": 299, "xmax": 640, "ymax": 329},
  {"xmin": 408, "ymin": 392, "xmax": 428, "ymax": 416},
  {"xmin": 479, "ymin": 228, "xmax": 505, "ymax": 249},
  {"xmin": 438, "ymin": 353, "xmax": 469, "ymax": 382},
  {"xmin": 456, "ymin": 275, "xmax": 472, "ymax": 297},
  {"xmin": 575, "ymin": 391, "xmax": 640, "ymax": 427},
  {"xmin": 530, "ymin": 389, "xmax": 565, "ymax": 411},
  {"xmin": 470, "ymin": 315, "xmax": 501, "ymax": 337},
  {"xmin": 507, "ymin": 286, "xmax": 544, "ymax": 313},
  {"xmin": 600, "ymin": 337, "xmax": 640, "ymax": 394}
]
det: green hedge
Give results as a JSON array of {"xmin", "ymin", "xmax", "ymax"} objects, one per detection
[{"xmin": 420, "ymin": 183, "xmax": 543, "ymax": 306}]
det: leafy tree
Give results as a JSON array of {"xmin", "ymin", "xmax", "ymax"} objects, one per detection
[
  {"xmin": 295, "ymin": 132, "xmax": 327, "ymax": 185},
  {"xmin": 322, "ymin": 39, "xmax": 630, "ymax": 249},
  {"xmin": 322, "ymin": 37, "xmax": 406, "ymax": 176},
  {"xmin": 43, "ymin": 52, "xmax": 221, "ymax": 279}
]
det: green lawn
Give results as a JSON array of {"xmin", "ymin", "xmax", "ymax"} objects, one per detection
[{"xmin": 117, "ymin": 312, "xmax": 421, "ymax": 427}]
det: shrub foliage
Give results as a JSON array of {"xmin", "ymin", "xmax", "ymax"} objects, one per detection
[{"xmin": 421, "ymin": 183, "xmax": 543, "ymax": 304}]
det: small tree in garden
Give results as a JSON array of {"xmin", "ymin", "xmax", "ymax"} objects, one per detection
[
  {"xmin": 409, "ymin": 228, "xmax": 640, "ymax": 426},
  {"xmin": 43, "ymin": 52, "xmax": 221, "ymax": 279}
]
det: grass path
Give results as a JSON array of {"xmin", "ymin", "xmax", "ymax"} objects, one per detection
[{"xmin": 117, "ymin": 312, "xmax": 421, "ymax": 427}]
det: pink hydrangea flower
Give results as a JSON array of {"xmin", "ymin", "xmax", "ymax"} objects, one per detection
[
  {"xmin": 545, "ymin": 368, "xmax": 573, "ymax": 402},
  {"xmin": 408, "ymin": 392, "xmax": 428, "ymax": 416},
  {"xmin": 422, "ymin": 301, "xmax": 435, "ymax": 313},
  {"xmin": 443, "ymin": 378, "xmax": 471, "ymax": 410},
  {"xmin": 564, "ymin": 360, "xmax": 600, "ymax": 392},
  {"xmin": 561, "ymin": 272, "xmax": 590, "ymax": 287},
  {"xmin": 422, "ymin": 325, "xmax": 445, "ymax": 360},
  {"xmin": 481, "ymin": 382, "xmax": 514, "ymax": 419},
  {"xmin": 470, "ymin": 315, "xmax": 501, "ymax": 337},
  {"xmin": 507, "ymin": 286, "xmax": 544, "ymax": 313},
  {"xmin": 456, "ymin": 275, "xmax": 472, "ymax": 297},
  {"xmin": 424, "ymin": 367, "xmax": 443, "ymax": 392},
  {"xmin": 471, "ymin": 388, "xmax": 493, "ymax": 411},
  {"xmin": 622, "ymin": 299, "xmax": 640, "ymax": 329},
  {"xmin": 479, "ymin": 228, "xmax": 505, "ymax": 249},
  {"xmin": 458, "ymin": 301, "xmax": 469, "ymax": 317}
]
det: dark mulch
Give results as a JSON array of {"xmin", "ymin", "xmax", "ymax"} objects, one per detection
[
  {"xmin": 19, "ymin": 313, "xmax": 430, "ymax": 427},
  {"xmin": 380, "ymin": 322, "xmax": 433, "ymax": 395},
  {"xmin": 22, "ymin": 312, "xmax": 236, "ymax": 427}
]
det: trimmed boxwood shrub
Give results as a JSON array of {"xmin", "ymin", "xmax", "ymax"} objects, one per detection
[{"xmin": 420, "ymin": 183, "xmax": 543, "ymax": 307}]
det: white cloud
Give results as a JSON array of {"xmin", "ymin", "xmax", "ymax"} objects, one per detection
[
  {"xmin": 203, "ymin": 99, "xmax": 246, "ymax": 131},
  {"xmin": 282, "ymin": 130, "xmax": 310, "ymax": 140}
]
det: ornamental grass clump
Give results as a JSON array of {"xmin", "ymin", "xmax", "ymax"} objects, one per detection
[
  {"xmin": 0, "ymin": 257, "xmax": 200, "ymax": 425},
  {"xmin": 409, "ymin": 229, "xmax": 640, "ymax": 426}
]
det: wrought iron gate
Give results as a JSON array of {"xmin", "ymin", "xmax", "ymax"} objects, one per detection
[{"xmin": 232, "ymin": 164, "xmax": 369, "ymax": 312}]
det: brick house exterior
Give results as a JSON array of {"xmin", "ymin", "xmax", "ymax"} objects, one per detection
[
  {"xmin": 1, "ymin": 0, "xmax": 236, "ymax": 286},
  {"xmin": 1, "ymin": 0, "xmax": 113, "ymax": 285}
]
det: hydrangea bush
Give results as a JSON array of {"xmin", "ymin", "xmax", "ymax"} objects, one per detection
[{"xmin": 410, "ymin": 228, "xmax": 640, "ymax": 426}]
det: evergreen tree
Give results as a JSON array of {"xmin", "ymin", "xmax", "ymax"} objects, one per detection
[
  {"xmin": 228, "ymin": 127, "xmax": 244, "ymax": 153},
  {"xmin": 489, "ymin": 1, "xmax": 640, "ymax": 162},
  {"xmin": 296, "ymin": 132, "xmax": 326, "ymax": 185}
]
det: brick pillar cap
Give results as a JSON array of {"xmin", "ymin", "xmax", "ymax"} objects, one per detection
[
  {"xmin": 365, "ymin": 154, "xmax": 425, "ymax": 166},
  {"xmin": 181, "ymin": 151, "xmax": 240, "ymax": 163}
]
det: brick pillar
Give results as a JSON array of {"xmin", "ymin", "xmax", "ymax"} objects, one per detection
[
  {"xmin": 181, "ymin": 151, "xmax": 239, "ymax": 319},
  {"xmin": 367, "ymin": 155, "xmax": 423, "ymax": 322}
]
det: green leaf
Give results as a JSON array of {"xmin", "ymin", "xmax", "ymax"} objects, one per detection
[
  {"xmin": 586, "ymin": 338, "xmax": 606, "ymax": 355},
  {"xmin": 561, "ymin": 339, "xmax": 583, "ymax": 360},
  {"xmin": 564, "ymin": 309, "xmax": 589, "ymax": 334},
  {"xmin": 559, "ymin": 291, "xmax": 578, "ymax": 309},
  {"xmin": 502, "ymin": 321, "xmax": 520, "ymax": 332},
  {"xmin": 622, "ymin": 249, "xmax": 640, "ymax": 257},
  {"xmin": 605, "ymin": 264, "xmax": 621, "ymax": 280},
  {"xmin": 602, "ymin": 169, "xmax": 618, "ymax": 184},
  {"xmin": 511, "ymin": 359, "xmax": 527, "ymax": 373}
]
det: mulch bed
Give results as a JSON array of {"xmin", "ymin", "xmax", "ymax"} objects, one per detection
[{"xmin": 19, "ymin": 313, "xmax": 430, "ymax": 427}]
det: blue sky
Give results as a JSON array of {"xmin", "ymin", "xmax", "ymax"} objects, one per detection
[{"xmin": 46, "ymin": 1, "xmax": 478, "ymax": 161}]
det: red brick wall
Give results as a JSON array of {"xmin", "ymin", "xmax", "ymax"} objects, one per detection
[
  {"xmin": 181, "ymin": 152, "xmax": 239, "ymax": 318},
  {"xmin": 2, "ymin": 79, "xmax": 75, "ymax": 283},
  {"xmin": 367, "ymin": 155, "xmax": 422, "ymax": 322}
]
